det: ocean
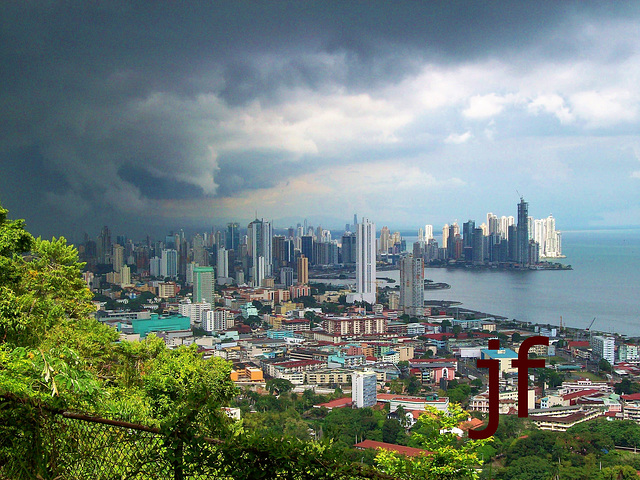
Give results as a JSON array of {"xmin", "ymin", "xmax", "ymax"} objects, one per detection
[{"xmin": 312, "ymin": 229, "xmax": 640, "ymax": 336}]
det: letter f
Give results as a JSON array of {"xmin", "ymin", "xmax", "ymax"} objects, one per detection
[
  {"xmin": 469, "ymin": 339, "xmax": 500, "ymax": 440},
  {"xmin": 512, "ymin": 336, "xmax": 548, "ymax": 417}
]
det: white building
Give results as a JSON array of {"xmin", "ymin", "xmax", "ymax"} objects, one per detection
[
  {"xmin": 204, "ymin": 309, "xmax": 235, "ymax": 332},
  {"xmin": 179, "ymin": 302, "xmax": 211, "ymax": 325},
  {"xmin": 347, "ymin": 218, "xmax": 376, "ymax": 304},
  {"xmin": 424, "ymin": 224, "xmax": 434, "ymax": 241},
  {"xmin": 160, "ymin": 249, "xmax": 178, "ymax": 278},
  {"xmin": 150, "ymin": 256, "xmax": 161, "ymax": 277},
  {"xmin": 217, "ymin": 247, "xmax": 229, "ymax": 278},
  {"xmin": 352, "ymin": 370, "xmax": 377, "ymax": 408},
  {"xmin": 591, "ymin": 335, "xmax": 615, "ymax": 365},
  {"xmin": 120, "ymin": 264, "xmax": 131, "ymax": 287}
]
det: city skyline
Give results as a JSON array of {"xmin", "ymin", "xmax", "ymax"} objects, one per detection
[{"xmin": 2, "ymin": 3, "xmax": 640, "ymax": 239}]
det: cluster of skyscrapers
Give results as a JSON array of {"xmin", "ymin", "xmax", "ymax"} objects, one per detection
[
  {"xmin": 413, "ymin": 198, "xmax": 562, "ymax": 266},
  {"xmin": 79, "ymin": 198, "xmax": 559, "ymax": 317}
]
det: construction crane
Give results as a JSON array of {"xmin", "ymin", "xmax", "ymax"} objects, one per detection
[{"xmin": 585, "ymin": 317, "xmax": 597, "ymax": 339}]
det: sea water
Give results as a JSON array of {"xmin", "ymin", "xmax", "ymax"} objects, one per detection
[{"xmin": 313, "ymin": 230, "xmax": 640, "ymax": 336}]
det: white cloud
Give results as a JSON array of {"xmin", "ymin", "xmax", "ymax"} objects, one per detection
[
  {"xmin": 570, "ymin": 90, "xmax": 638, "ymax": 127},
  {"xmin": 462, "ymin": 93, "xmax": 521, "ymax": 119},
  {"xmin": 631, "ymin": 171, "xmax": 640, "ymax": 179},
  {"xmin": 445, "ymin": 131, "xmax": 473, "ymax": 144},
  {"xmin": 528, "ymin": 94, "xmax": 574, "ymax": 124}
]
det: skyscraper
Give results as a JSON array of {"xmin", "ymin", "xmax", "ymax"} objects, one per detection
[
  {"xmin": 160, "ymin": 249, "xmax": 178, "ymax": 278},
  {"xmin": 341, "ymin": 232, "xmax": 356, "ymax": 264},
  {"xmin": 379, "ymin": 226, "xmax": 391, "ymax": 254},
  {"xmin": 399, "ymin": 254, "xmax": 424, "ymax": 316},
  {"xmin": 424, "ymin": 224, "xmax": 434, "ymax": 241},
  {"xmin": 517, "ymin": 197, "xmax": 529, "ymax": 265},
  {"xmin": 194, "ymin": 266, "xmax": 215, "ymax": 304},
  {"xmin": 217, "ymin": 247, "xmax": 229, "ymax": 278},
  {"xmin": 247, "ymin": 218, "xmax": 273, "ymax": 286},
  {"xmin": 348, "ymin": 218, "xmax": 376, "ymax": 304},
  {"xmin": 297, "ymin": 255, "xmax": 309, "ymax": 285},
  {"xmin": 226, "ymin": 222, "xmax": 240, "ymax": 251},
  {"xmin": 97, "ymin": 226, "xmax": 111, "ymax": 264},
  {"xmin": 112, "ymin": 244, "xmax": 124, "ymax": 272},
  {"xmin": 301, "ymin": 235, "xmax": 314, "ymax": 264}
]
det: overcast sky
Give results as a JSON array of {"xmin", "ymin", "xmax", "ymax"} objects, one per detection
[{"xmin": 2, "ymin": 2, "xmax": 640, "ymax": 240}]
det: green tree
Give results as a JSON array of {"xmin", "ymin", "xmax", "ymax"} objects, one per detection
[
  {"xmin": 266, "ymin": 378, "xmax": 294, "ymax": 395},
  {"xmin": 377, "ymin": 404, "xmax": 487, "ymax": 479},
  {"xmin": 382, "ymin": 418, "xmax": 403, "ymax": 444},
  {"xmin": 614, "ymin": 378, "xmax": 640, "ymax": 395},
  {"xmin": 406, "ymin": 375, "xmax": 422, "ymax": 395},
  {"xmin": 599, "ymin": 358, "xmax": 613, "ymax": 373}
]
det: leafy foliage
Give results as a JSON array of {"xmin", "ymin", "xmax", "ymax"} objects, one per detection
[{"xmin": 376, "ymin": 404, "xmax": 487, "ymax": 479}]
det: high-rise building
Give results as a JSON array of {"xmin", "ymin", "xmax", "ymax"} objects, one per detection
[
  {"xmin": 160, "ymin": 249, "xmax": 178, "ymax": 278},
  {"xmin": 442, "ymin": 224, "xmax": 449, "ymax": 249},
  {"xmin": 247, "ymin": 219, "xmax": 273, "ymax": 286},
  {"xmin": 591, "ymin": 335, "xmax": 615, "ymax": 366},
  {"xmin": 120, "ymin": 264, "xmax": 131, "ymax": 286},
  {"xmin": 217, "ymin": 247, "xmax": 229, "ymax": 278},
  {"xmin": 517, "ymin": 197, "xmax": 529, "ymax": 265},
  {"xmin": 97, "ymin": 226, "xmax": 111, "ymax": 264},
  {"xmin": 352, "ymin": 370, "xmax": 377, "ymax": 408},
  {"xmin": 348, "ymin": 218, "xmax": 376, "ymax": 304},
  {"xmin": 280, "ymin": 267, "xmax": 294, "ymax": 287},
  {"xmin": 226, "ymin": 222, "xmax": 240, "ymax": 251},
  {"xmin": 301, "ymin": 235, "xmax": 314, "ymax": 264},
  {"xmin": 194, "ymin": 266, "xmax": 215, "ymax": 304},
  {"xmin": 341, "ymin": 232, "xmax": 356, "ymax": 264},
  {"xmin": 297, "ymin": 255, "xmax": 309, "ymax": 285},
  {"xmin": 472, "ymin": 227, "xmax": 485, "ymax": 265},
  {"xmin": 379, "ymin": 226, "xmax": 391, "ymax": 254},
  {"xmin": 112, "ymin": 244, "xmax": 124, "ymax": 272},
  {"xmin": 424, "ymin": 224, "xmax": 434, "ymax": 241},
  {"xmin": 399, "ymin": 254, "xmax": 424, "ymax": 317},
  {"xmin": 150, "ymin": 256, "xmax": 161, "ymax": 277},
  {"xmin": 192, "ymin": 234, "xmax": 209, "ymax": 267},
  {"xmin": 463, "ymin": 220, "xmax": 475, "ymax": 249}
]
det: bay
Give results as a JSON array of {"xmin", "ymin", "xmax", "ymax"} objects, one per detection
[{"xmin": 312, "ymin": 230, "xmax": 640, "ymax": 336}]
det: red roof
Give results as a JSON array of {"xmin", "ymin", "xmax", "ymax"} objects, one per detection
[
  {"xmin": 622, "ymin": 393, "xmax": 640, "ymax": 401},
  {"xmin": 354, "ymin": 440, "xmax": 432, "ymax": 457},
  {"xmin": 411, "ymin": 358, "xmax": 458, "ymax": 363},
  {"xmin": 275, "ymin": 359, "xmax": 324, "ymax": 368},
  {"xmin": 568, "ymin": 341, "xmax": 590, "ymax": 348},
  {"xmin": 315, "ymin": 397, "xmax": 353, "ymax": 410},
  {"xmin": 563, "ymin": 389, "xmax": 602, "ymax": 401}
]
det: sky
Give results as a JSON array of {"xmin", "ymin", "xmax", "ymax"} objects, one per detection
[{"xmin": 2, "ymin": 2, "xmax": 640, "ymax": 240}]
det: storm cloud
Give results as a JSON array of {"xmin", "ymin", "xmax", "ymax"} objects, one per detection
[{"xmin": 1, "ymin": 2, "xmax": 640, "ymax": 238}]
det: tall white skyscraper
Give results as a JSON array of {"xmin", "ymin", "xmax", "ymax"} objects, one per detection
[
  {"xmin": 347, "ymin": 218, "xmax": 376, "ymax": 304},
  {"xmin": 424, "ymin": 224, "xmax": 434, "ymax": 241},
  {"xmin": 442, "ymin": 224, "xmax": 449, "ymax": 249},
  {"xmin": 217, "ymin": 247, "xmax": 229, "ymax": 278}
]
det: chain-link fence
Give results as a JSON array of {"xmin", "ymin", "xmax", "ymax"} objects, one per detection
[{"xmin": 0, "ymin": 396, "xmax": 396, "ymax": 480}]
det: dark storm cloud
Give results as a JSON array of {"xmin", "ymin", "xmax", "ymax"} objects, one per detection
[{"xmin": 1, "ymin": 1, "xmax": 640, "ymax": 237}]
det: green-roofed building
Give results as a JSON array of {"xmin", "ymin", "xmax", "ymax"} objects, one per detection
[{"xmin": 128, "ymin": 313, "xmax": 191, "ymax": 338}]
